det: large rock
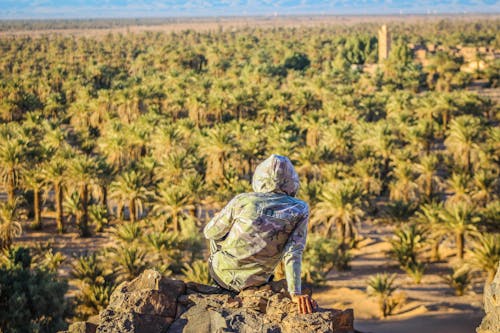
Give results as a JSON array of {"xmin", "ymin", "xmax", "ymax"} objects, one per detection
[
  {"xmin": 97, "ymin": 269, "xmax": 185, "ymax": 333},
  {"xmin": 477, "ymin": 261, "xmax": 500, "ymax": 333},
  {"xmin": 66, "ymin": 322, "xmax": 97, "ymax": 333},
  {"xmin": 66, "ymin": 269, "xmax": 355, "ymax": 333}
]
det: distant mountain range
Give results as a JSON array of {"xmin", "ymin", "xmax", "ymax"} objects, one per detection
[{"xmin": 1, "ymin": 0, "xmax": 499, "ymax": 19}]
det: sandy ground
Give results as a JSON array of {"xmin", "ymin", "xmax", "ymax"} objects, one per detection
[
  {"xmin": 355, "ymin": 313, "xmax": 482, "ymax": 333},
  {"xmin": 313, "ymin": 223, "xmax": 485, "ymax": 333},
  {"xmin": 15, "ymin": 218, "xmax": 486, "ymax": 332}
]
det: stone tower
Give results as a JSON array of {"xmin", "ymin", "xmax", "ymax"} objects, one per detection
[{"xmin": 378, "ymin": 24, "xmax": 391, "ymax": 62}]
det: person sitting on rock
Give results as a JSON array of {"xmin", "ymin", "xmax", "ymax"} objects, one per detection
[{"xmin": 204, "ymin": 154, "xmax": 316, "ymax": 314}]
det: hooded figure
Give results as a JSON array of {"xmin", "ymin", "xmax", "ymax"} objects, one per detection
[{"xmin": 204, "ymin": 154, "xmax": 309, "ymax": 298}]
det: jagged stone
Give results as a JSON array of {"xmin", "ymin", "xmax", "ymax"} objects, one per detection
[
  {"xmin": 96, "ymin": 269, "xmax": 184, "ymax": 333},
  {"xmin": 477, "ymin": 261, "xmax": 500, "ymax": 333},
  {"xmin": 65, "ymin": 321, "xmax": 97, "ymax": 333},
  {"xmin": 185, "ymin": 281, "xmax": 228, "ymax": 295},
  {"xmin": 71, "ymin": 269, "xmax": 355, "ymax": 333},
  {"xmin": 108, "ymin": 269, "xmax": 185, "ymax": 318},
  {"xmin": 281, "ymin": 309, "xmax": 355, "ymax": 333},
  {"xmin": 96, "ymin": 308, "xmax": 174, "ymax": 333},
  {"xmin": 87, "ymin": 315, "xmax": 100, "ymax": 326}
]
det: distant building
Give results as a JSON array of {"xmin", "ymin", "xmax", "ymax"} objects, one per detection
[
  {"xmin": 378, "ymin": 25, "xmax": 391, "ymax": 62},
  {"xmin": 370, "ymin": 24, "xmax": 499, "ymax": 76},
  {"xmin": 411, "ymin": 44, "xmax": 429, "ymax": 66}
]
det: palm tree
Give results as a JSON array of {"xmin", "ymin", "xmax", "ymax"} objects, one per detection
[
  {"xmin": 352, "ymin": 158, "xmax": 382, "ymax": 197},
  {"xmin": 233, "ymin": 124, "xmax": 266, "ymax": 178},
  {"xmin": 71, "ymin": 253, "xmax": 115, "ymax": 319},
  {"xmin": 446, "ymin": 172, "xmax": 472, "ymax": 205},
  {"xmin": 70, "ymin": 253, "xmax": 105, "ymax": 284},
  {"xmin": 389, "ymin": 224, "xmax": 426, "ymax": 283},
  {"xmin": 358, "ymin": 121, "xmax": 396, "ymax": 183},
  {"xmin": 469, "ymin": 233, "xmax": 500, "ymax": 282},
  {"xmin": 265, "ymin": 122, "xmax": 300, "ymax": 157},
  {"xmin": 366, "ymin": 273, "xmax": 398, "ymax": 318},
  {"xmin": 67, "ymin": 93, "xmax": 95, "ymax": 131},
  {"xmin": 323, "ymin": 122, "xmax": 354, "ymax": 161},
  {"xmin": 443, "ymin": 265, "xmax": 472, "ymax": 296},
  {"xmin": 97, "ymin": 122, "xmax": 131, "ymax": 170},
  {"xmin": 426, "ymin": 53, "xmax": 461, "ymax": 92},
  {"xmin": 186, "ymin": 94, "xmax": 208, "ymax": 127},
  {"xmin": 149, "ymin": 125, "xmax": 183, "ymax": 161},
  {"xmin": 408, "ymin": 119, "xmax": 435, "ymax": 155},
  {"xmin": 414, "ymin": 96, "xmax": 438, "ymax": 125},
  {"xmin": 153, "ymin": 186, "xmax": 194, "ymax": 232},
  {"xmin": 74, "ymin": 283, "xmax": 115, "ymax": 320},
  {"xmin": 444, "ymin": 115, "xmax": 481, "ymax": 175},
  {"xmin": 153, "ymin": 156, "xmax": 181, "ymax": 185},
  {"xmin": 180, "ymin": 174, "xmax": 206, "ymax": 218},
  {"xmin": 294, "ymin": 148, "xmax": 323, "ymax": 182},
  {"xmin": 471, "ymin": 169, "xmax": 498, "ymax": 207},
  {"xmin": 181, "ymin": 260, "xmax": 213, "ymax": 285},
  {"xmin": 0, "ymin": 132, "xmax": 27, "ymax": 204},
  {"xmin": 95, "ymin": 157, "xmax": 114, "ymax": 216},
  {"xmin": 432, "ymin": 93, "xmax": 458, "ymax": 135},
  {"xmin": 114, "ymin": 89, "xmax": 145, "ymax": 125},
  {"xmin": 111, "ymin": 222, "xmax": 142, "ymax": 244},
  {"xmin": 386, "ymin": 91, "xmax": 414, "ymax": 121},
  {"xmin": 23, "ymin": 169, "xmax": 45, "ymax": 230},
  {"xmin": 89, "ymin": 204, "xmax": 109, "ymax": 233},
  {"xmin": 440, "ymin": 202, "xmax": 480, "ymax": 260},
  {"xmin": 312, "ymin": 180, "xmax": 365, "ymax": 246},
  {"xmin": 415, "ymin": 154, "xmax": 442, "ymax": 202},
  {"xmin": 389, "ymin": 224, "xmax": 425, "ymax": 268},
  {"xmin": 110, "ymin": 170, "xmax": 151, "ymax": 222},
  {"xmin": 297, "ymin": 112, "xmax": 326, "ymax": 148},
  {"xmin": 207, "ymin": 88, "xmax": 229, "ymax": 123},
  {"xmin": 413, "ymin": 202, "xmax": 445, "ymax": 261},
  {"xmin": 111, "ymin": 245, "xmax": 148, "ymax": 282},
  {"xmin": 199, "ymin": 125, "xmax": 236, "ymax": 184},
  {"xmin": 389, "ymin": 159, "xmax": 420, "ymax": 204},
  {"xmin": 41, "ymin": 121, "xmax": 69, "ymax": 154},
  {"xmin": 42, "ymin": 157, "xmax": 67, "ymax": 233},
  {"xmin": 265, "ymin": 91, "xmax": 291, "ymax": 121},
  {"xmin": 0, "ymin": 198, "xmax": 22, "ymax": 249},
  {"xmin": 294, "ymin": 89, "xmax": 322, "ymax": 115},
  {"xmin": 68, "ymin": 154, "xmax": 99, "ymax": 237},
  {"xmin": 63, "ymin": 191, "xmax": 83, "ymax": 228}
]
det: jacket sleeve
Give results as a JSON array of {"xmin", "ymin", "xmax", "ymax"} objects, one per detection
[
  {"xmin": 282, "ymin": 206, "xmax": 309, "ymax": 295},
  {"xmin": 203, "ymin": 197, "xmax": 237, "ymax": 241}
]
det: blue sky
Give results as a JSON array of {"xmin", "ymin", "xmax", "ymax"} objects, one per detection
[{"xmin": 0, "ymin": 0, "xmax": 498, "ymax": 19}]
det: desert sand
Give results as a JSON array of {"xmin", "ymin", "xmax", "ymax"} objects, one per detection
[{"xmin": 314, "ymin": 222, "xmax": 485, "ymax": 333}]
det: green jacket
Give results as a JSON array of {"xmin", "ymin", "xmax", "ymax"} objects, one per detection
[{"xmin": 204, "ymin": 154, "xmax": 309, "ymax": 295}]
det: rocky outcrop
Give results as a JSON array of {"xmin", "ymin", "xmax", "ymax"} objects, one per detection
[
  {"xmin": 63, "ymin": 269, "xmax": 355, "ymax": 333},
  {"xmin": 477, "ymin": 262, "xmax": 500, "ymax": 333}
]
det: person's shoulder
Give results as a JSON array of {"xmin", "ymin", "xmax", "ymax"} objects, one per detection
[
  {"xmin": 290, "ymin": 197, "xmax": 309, "ymax": 213},
  {"xmin": 229, "ymin": 192, "xmax": 255, "ymax": 205},
  {"xmin": 289, "ymin": 196, "xmax": 307, "ymax": 205},
  {"xmin": 233, "ymin": 192, "xmax": 254, "ymax": 200}
]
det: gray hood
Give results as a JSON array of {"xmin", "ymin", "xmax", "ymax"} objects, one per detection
[{"xmin": 252, "ymin": 154, "xmax": 299, "ymax": 197}]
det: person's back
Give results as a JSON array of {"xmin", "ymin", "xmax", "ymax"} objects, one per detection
[{"xmin": 204, "ymin": 154, "xmax": 309, "ymax": 300}]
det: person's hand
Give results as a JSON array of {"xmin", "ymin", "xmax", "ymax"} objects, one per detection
[{"xmin": 291, "ymin": 294, "xmax": 317, "ymax": 314}]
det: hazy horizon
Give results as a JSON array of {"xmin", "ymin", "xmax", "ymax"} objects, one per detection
[{"xmin": 1, "ymin": 0, "xmax": 499, "ymax": 20}]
